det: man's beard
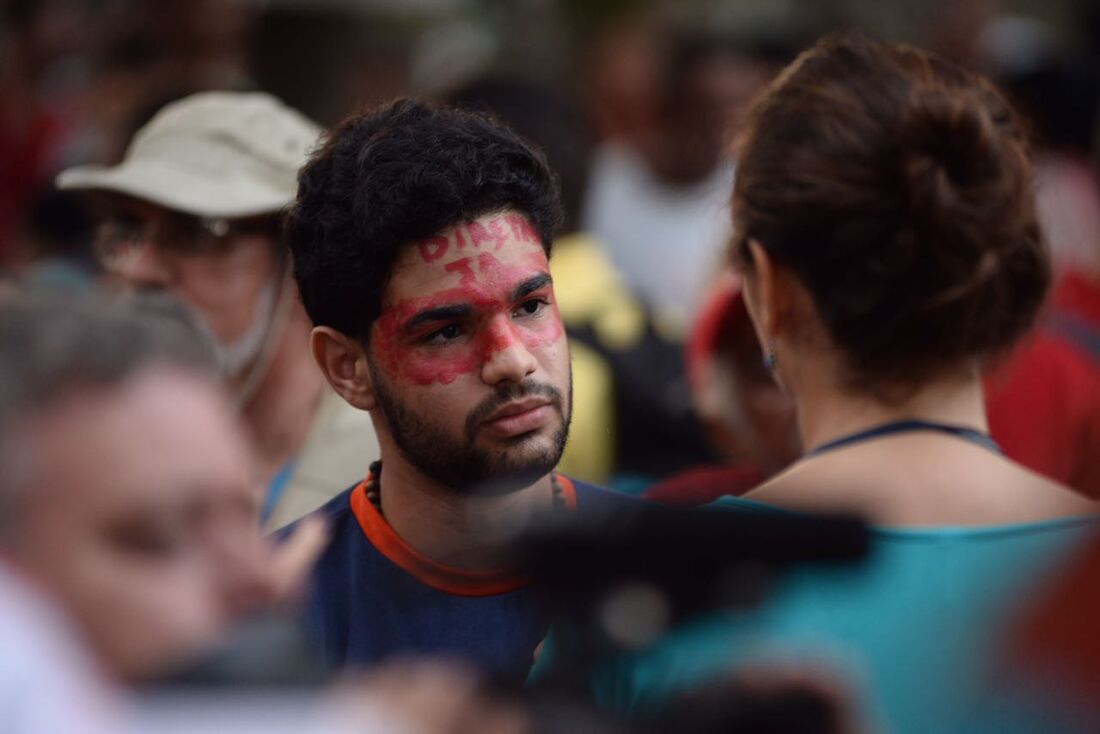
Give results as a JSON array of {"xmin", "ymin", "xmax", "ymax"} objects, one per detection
[{"xmin": 367, "ymin": 359, "xmax": 572, "ymax": 496}]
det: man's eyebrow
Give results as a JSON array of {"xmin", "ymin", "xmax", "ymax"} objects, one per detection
[
  {"xmin": 402, "ymin": 304, "xmax": 472, "ymax": 332},
  {"xmin": 511, "ymin": 273, "xmax": 552, "ymax": 302}
]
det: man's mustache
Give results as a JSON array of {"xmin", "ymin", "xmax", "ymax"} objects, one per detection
[{"xmin": 465, "ymin": 382, "xmax": 565, "ymax": 440}]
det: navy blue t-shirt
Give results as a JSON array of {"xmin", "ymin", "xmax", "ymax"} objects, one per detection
[{"xmin": 299, "ymin": 475, "xmax": 622, "ymax": 682}]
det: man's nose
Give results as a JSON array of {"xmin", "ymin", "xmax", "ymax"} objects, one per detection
[
  {"xmin": 109, "ymin": 236, "xmax": 175, "ymax": 288},
  {"xmin": 480, "ymin": 318, "xmax": 538, "ymax": 385}
]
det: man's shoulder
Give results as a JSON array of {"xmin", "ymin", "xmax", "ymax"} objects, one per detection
[
  {"xmin": 313, "ymin": 481, "xmax": 361, "ymax": 519},
  {"xmin": 276, "ymin": 481, "xmax": 396, "ymax": 592},
  {"xmin": 273, "ymin": 481, "xmax": 360, "ymax": 540}
]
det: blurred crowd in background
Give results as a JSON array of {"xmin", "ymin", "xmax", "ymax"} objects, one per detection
[
  {"xmin": 4, "ymin": 0, "xmax": 1100, "ymax": 492},
  {"xmin": 3, "ymin": 0, "xmax": 1100, "ymax": 732}
]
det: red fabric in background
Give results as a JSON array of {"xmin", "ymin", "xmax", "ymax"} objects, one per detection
[
  {"xmin": 0, "ymin": 109, "xmax": 65, "ymax": 263},
  {"xmin": 1052, "ymin": 269, "xmax": 1100, "ymax": 330},
  {"xmin": 985, "ymin": 332, "xmax": 1100, "ymax": 496},
  {"xmin": 644, "ymin": 464, "xmax": 764, "ymax": 505}
]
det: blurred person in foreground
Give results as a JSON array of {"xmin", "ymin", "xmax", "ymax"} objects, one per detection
[
  {"xmin": 584, "ymin": 37, "xmax": 1100, "ymax": 734},
  {"xmin": 56, "ymin": 91, "xmax": 379, "ymax": 528},
  {"xmin": 0, "ymin": 296, "xmax": 320, "ymax": 682},
  {"xmin": 284, "ymin": 99, "xmax": 627, "ymax": 679},
  {"xmin": 0, "ymin": 295, "xmax": 529, "ymax": 733}
]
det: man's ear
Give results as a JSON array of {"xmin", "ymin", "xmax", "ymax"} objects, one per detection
[{"xmin": 310, "ymin": 326, "xmax": 377, "ymax": 411}]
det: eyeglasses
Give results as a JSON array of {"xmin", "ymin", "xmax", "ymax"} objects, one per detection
[{"xmin": 93, "ymin": 213, "xmax": 276, "ymax": 270}]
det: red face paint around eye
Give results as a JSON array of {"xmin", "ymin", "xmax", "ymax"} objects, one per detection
[{"xmin": 372, "ymin": 234, "xmax": 563, "ymax": 387}]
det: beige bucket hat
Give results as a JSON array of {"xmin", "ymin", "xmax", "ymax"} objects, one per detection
[{"xmin": 57, "ymin": 91, "xmax": 322, "ymax": 219}]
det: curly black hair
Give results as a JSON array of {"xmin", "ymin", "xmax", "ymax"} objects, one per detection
[{"xmin": 285, "ymin": 98, "xmax": 563, "ymax": 341}]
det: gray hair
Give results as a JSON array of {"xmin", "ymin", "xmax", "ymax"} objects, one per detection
[{"xmin": 0, "ymin": 292, "xmax": 218, "ymax": 543}]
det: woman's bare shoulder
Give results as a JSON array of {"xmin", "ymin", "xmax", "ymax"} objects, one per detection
[
  {"xmin": 999, "ymin": 464, "xmax": 1100, "ymax": 521},
  {"xmin": 742, "ymin": 450, "xmax": 1100, "ymax": 526}
]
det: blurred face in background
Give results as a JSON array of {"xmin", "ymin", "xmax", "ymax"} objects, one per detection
[
  {"xmin": 93, "ymin": 196, "xmax": 282, "ymax": 379},
  {"xmin": 694, "ymin": 290, "xmax": 800, "ymax": 475},
  {"xmin": 646, "ymin": 49, "xmax": 770, "ymax": 184},
  {"xmin": 5, "ymin": 367, "xmax": 268, "ymax": 681},
  {"xmin": 585, "ymin": 21, "xmax": 664, "ymax": 145}
]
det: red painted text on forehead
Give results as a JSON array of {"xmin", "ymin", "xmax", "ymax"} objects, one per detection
[
  {"xmin": 417, "ymin": 212, "xmax": 540, "ymax": 264},
  {"xmin": 372, "ymin": 226, "xmax": 562, "ymax": 386}
]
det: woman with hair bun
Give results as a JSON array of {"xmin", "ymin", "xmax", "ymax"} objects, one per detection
[
  {"xmin": 598, "ymin": 37, "xmax": 1100, "ymax": 733},
  {"xmin": 728, "ymin": 37, "xmax": 1092, "ymax": 525}
]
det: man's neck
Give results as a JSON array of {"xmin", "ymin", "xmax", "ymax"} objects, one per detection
[
  {"xmin": 240, "ymin": 304, "xmax": 326, "ymax": 480},
  {"xmin": 375, "ymin": 456, "xmax": 554, "ymax": 571}
]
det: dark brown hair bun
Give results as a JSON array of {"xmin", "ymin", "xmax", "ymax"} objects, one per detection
[{"xmin": 733, "ymin": 36, "xmax": 1048, "ymax": 392}]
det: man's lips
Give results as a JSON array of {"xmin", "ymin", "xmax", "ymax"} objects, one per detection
[{"xmin": 481, "ymin": 398, "xmax": 554, "ymax": 437}]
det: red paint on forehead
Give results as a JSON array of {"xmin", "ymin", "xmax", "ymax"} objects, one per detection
[
  {"xmin": 371, "ymin": 246, "xmax": 562, "ymax": 386},
  {"xmin": 418, "ymin": 236, "xmax": 450, "ymax": 263},
  {"xmin": 413, "ymin": 212, "xmax": 542, "ymax": 265},
  {"xmin": 476, "ymin": 251, "xmax": 510, "ymax": 285},
  {"xmin": 465, "ymin": 219, "xmax": 503, "ymax": 251},
  {"xmin": 504, "ymin": 212, "xmax": 539, "ymax": 242},
  {"xmin": 443, "ymin": 257, "xmax": 477, "ymax": 286}
]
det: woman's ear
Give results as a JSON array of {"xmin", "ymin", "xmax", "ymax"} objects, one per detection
[
  {"xmin": 743, "ymin": 239, "xmax": 776, "ymax": 339},
  {"xmin": 310, "ymin": 327, "xmax": 377, "ymax": 411},
  {"xmin": 744, "ymin": 239, "xmax": 797, "ymax": 341}
]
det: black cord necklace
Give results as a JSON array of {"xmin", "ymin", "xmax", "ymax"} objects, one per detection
[
  {"xmin": 804, "ymin": 418, "xmax": 1001, "ymax": 459},
  {"xmin": 365, "ymin": 459, "xmax": 383, "ymax": 509},
  {"xmin": 366, "ymin": 460, "xmax": 568, "ymax": 514}
]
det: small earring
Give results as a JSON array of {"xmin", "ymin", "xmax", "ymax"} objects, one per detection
[{"xmin": 763, "ymin": 342, "xmax": 778, "ymax": 371}]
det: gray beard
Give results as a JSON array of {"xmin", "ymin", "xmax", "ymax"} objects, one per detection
[{"xmin": 208, "ymin": 278, "xmax": 278, "ymax": 379}]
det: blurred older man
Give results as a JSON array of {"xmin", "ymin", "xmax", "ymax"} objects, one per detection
[
  {"xmin": 0, "ymin": 297, "xmax": 280, "ymax": 681},
  {"xmin": 0, "ymin": 296, "xmax": 519, "ymax": 734},
  {"xmin": 56, "ymin": 92, "xmax": 378, "ymax": 527}
]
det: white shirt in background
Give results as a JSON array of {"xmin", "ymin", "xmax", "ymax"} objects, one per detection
[{"xmin": 582, "ymin": 142, "xmax": 735, "ymax": 335}]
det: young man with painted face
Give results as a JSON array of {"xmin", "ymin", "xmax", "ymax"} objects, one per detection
[
  {"xmin": 55, "ymin": 92, "xmax": 379, "ymax": 528},
  {"xmin": 285, "ymin": 99, "xmax": 624, "ymax": 679}
]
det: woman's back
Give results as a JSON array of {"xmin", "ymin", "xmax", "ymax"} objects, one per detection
[
  {"xmin": 593, "ymin": 34, "xmax": 1100, "ymax": 732},
  {"xmin": 716, "ymin": 33, "xmax": 1097, "ymax": 527}
]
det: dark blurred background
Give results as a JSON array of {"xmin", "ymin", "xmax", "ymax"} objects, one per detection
[
  {"xmin": 4, "ymin": 0, "xmax": 1100, "ymax": 266},
  {"xmin": 5, "ymin": 0, "xmax": 1100, "ymax": 489}
]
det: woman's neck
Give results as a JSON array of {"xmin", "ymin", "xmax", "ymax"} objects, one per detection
[
  {"xmin": 794, "ymin": 368, "xmax": 988, "ymax": 456},
  {"xmin": 752, "ymin": 359, "xmax": 1098, "ymax": 526}
]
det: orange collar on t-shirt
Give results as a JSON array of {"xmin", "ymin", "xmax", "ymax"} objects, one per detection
[{"xmin": 349, "ymin": 474, "xmax": 578, "ymax": 597}]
